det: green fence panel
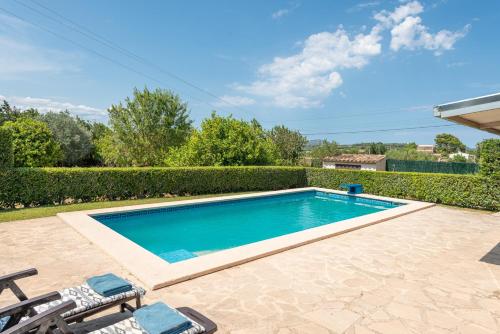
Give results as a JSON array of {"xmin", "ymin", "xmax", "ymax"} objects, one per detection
[{"xmin": 386, "ymin": 159, "xmax": 478, "ymax": 174}]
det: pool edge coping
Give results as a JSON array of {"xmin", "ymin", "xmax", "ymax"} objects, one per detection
[{"xmin": 57, "ymin": 188, "xmax": 434, "ymax": 290}]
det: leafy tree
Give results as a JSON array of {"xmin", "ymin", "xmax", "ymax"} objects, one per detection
[
  {"xmin": 449, "ymin": 154, "xmax": 467, "ymax": 163},
  {"xmin": 77, "ymin": 119, "xmax": 112, "ymax": 165},
  {"xmin": 0, "ymin": 127, "xmax": 13, "ymax": 167},
  {"xmin": 368, "ymin": 142, "xmax": 387, "ymax": 155},
  {"xmin": 95, "ymin": 130, "xmax": 129, "ymax": 166},
  {"xmin": 435, "ymin": 133, "xmax": 466, "ymax": 156},
  {"xmin": 386, "ymin": 143, "xmax": 437, "ymax": 161},
  {"xmin": 268, "ymin": 125, "xmax": 307, "ymax": 165},
  {"xmin": 0, "ymin": 101, "xmax": 18, "ymax": 125},
  {"xmin": 310, "ymin": 140, "xmax": 340, "ymax": 160},
  {"xmin": 165, "ymin": 113, "xmax": 276, "ymax": 166},
  {"xmin": 0, "ymin": 101, "xmax": 40, "ymax": 126},
  {"xmin": 1, "ymin": 118, "xmax": 62, "ymax": 167},
  {"xmin": 41, "ymin": 111, "xmax": 92, "ymax": 166},
  {"xmin": 107, "ymin": 87, "xmax": 192, "ymax": 166},
  {"xmin": 476, "ymin": 138, "xmax": 500, "ymax": 177}
]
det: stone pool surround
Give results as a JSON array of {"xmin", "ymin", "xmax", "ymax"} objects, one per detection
[{"xmin": 58, "ymin": 187, "xmax": 434, "ymax": 290}]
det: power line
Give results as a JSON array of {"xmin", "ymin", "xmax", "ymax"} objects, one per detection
[
  {"xmin": 4, "ymin": 2, "xmax": 448, "ymax": 136},
  {"xmin": 258, "ymin": 105, "xmax": 431, "ymax": 125},
  {"xmin": 0, "ymin": 6, "xmax": 229, "ymax": 114},
  {"xmin": 300, "ymin": 124, "xmax": 457, "ymax": 136},
  {"xmin": 14, "ymin": 0, "xmax": 254, "ymax": 115}
]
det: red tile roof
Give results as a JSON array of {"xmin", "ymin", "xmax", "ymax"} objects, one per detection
[{"xmin": 323, "ymin": 154, "xmax": 386, "ymax": 164}]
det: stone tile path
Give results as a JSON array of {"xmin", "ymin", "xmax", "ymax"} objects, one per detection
[{"xmin": 1, "ymin": 206, "xmax": 499, "ymax": 333}]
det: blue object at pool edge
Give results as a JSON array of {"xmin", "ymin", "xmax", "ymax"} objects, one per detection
[{"xmin": 341, "ymin": 183, "xmax": 364, "ymax": 194}]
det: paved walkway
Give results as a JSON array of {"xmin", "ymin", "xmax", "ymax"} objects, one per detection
[{"xmin": 1, "ymin": 206, "xmax": 499, "ymax": 333}]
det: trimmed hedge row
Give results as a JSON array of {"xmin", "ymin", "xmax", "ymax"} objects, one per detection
[
  {"xmin": 0, "ymin": 167, "xmax": 307, "ymax": 208},
  {"xmin": 0, "ymin": 167, "xmax": 498, "ymax": 211},
  {"xmin": 306, "ymin": 168, "xmax": 499, "ymax": 211}
]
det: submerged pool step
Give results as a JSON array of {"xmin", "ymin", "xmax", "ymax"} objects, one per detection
[{"xmin": 159, "ymin": 249, "xmax": 197, "ymax": 263}]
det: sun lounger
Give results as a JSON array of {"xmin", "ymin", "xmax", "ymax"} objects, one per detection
[
  {"xmin": 0, "ymin": 269, "xmax": 145, "ymax": 325},
  {"xmin": 2, "ymin": 298, "xmax": 217, "ymax": 334}
]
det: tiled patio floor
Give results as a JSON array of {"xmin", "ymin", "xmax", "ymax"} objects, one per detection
[{"xmin": 1, "ymin": 206, "xmax": 499, "ymax": 333}]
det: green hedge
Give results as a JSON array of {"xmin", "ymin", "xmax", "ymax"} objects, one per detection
[
  {"xmin": 1, "ymin": 167, "xmax": 498, "ymax": 211},
  {"xmin": 0, "ymin": 167, "xmax": 307, "ymax": 208},
  {"xmin": 306, "ymin": 168, "xmax": 499, "ymax": 211}
]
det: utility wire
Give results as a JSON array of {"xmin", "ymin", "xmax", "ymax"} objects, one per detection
[
  {"xmin": 300, "ymin": 124, "xmax": 457, "ymax": 136},
  {"xmin": 4, "ymin": 3, "xmax": 450, "ymax": 137},
  {"xmin": 0, "ymin": 6, "xmax": 227, "ymax": 113},
  {"xmin": 15, "ymin": 0, "xmax": 254, "ymax": 115},
  {"xmin": 258, "ymin": 105, "xmax": 431, "ymax": 125},
  {"xmin": 13, "ymin": 0, "xmax": 435, "ymax": 126}
]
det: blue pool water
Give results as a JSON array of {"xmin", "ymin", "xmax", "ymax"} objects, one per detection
[{"xmin": 93, "ymin": 191, "xmax": 402, "ymax": 263}]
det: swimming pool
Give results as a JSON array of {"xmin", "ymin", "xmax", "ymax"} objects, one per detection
[
  {"xmin": 92, "ymin": 191, "xmax": 402, "ymax": 263},
  {"xmin": 59, "ymin": 188, "xmax": 433, "ymax": 289}
]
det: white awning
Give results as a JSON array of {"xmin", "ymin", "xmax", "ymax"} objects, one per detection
[{"xmin": 433, "ymin": 93, "xmax": 500, "ymax": 135}]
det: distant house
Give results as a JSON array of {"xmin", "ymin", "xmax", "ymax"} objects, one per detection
[
  {"xmin": 449, "ymin": 151, "xmax": 473, "ymax": 161},
  {"xmin": 322, "ymin": 154, "xmax": 386, "ymax": 171},
  {"xmin": 417, "ymin": 144, "xmax": 435, "ymax": 153}
]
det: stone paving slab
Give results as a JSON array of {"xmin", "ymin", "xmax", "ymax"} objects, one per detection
[{"xmin": 0, "ymin": 206, "xmax": 499, "ymax": 333}]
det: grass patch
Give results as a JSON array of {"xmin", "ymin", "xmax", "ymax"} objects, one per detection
[{"xmin": 0, "ymin": 192, "xmax": 251, "ymax": 223}]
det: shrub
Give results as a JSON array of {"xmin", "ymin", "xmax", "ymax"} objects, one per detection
[
  {"xmin": 306, "ymin": 168, "xmax": 499, "ymax": 211},
  {"xmin": 0, "ymin": 167, "xmax": 307, "ymax": 208},
  {"xmin": 1, "ymin": 118, "xmax": 62, "ymax": 167},
  {"xmin": 0, "ymin": 127, "xmax": 13, "ymax": 168},
  {"xmin": 41, "ymin": 111, "xmax": 92, "ymax": 166},
  {"xmin": 477, "ymin": 138, "xmax": 500, "ymax": 177}
]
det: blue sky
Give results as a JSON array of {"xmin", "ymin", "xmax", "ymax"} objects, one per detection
[{"xmin": 0, "ymin": 0, "xmax": 499, "ymax": 146}]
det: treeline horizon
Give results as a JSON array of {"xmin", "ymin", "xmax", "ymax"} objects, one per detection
[{"xmin": 0, "ymin": 87, "xmax": 496, "ymax": 169}]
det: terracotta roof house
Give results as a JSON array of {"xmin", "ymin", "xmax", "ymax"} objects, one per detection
[{"xmin": 322, "ymin": 154, "xmax": 386, "ymax": 171}]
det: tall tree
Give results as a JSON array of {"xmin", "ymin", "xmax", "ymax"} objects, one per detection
[
  {"xmin": 77, "ymin": 118, "xmax": 112, "ymax": 165},
  {"xmin": 310, "ymin": 140, "xmax": 340, "ymax": 160},
  {"xmin": 435, "ymin": 133, "xmax": 466, "ymax": 155},
  {"xmin": 268, "ymin": 125, "xmax": 307, "ymax": 165},
  {"xmin": 165, "ymin": 113, "xmax": 276, "ymax": 166},
  {"xmin": 1, "ymin": 118, "xmax": 62, "ymax": 167},
  {"xmin": 368, "ymin": 142, "xmax": 387, "ymax": 154},
  {"xmin": 42, "ymin": 111, "xmax": 92, "ymax": 166},
  {"xmin": 107, "ymin": 87, "xmax": 192, "ymax": 166}
]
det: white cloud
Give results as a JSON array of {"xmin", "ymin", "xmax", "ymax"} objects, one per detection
[
  {"xmin": 0, "ymin": 95, "xmax": 106, "ymax": 120},
  {"xmin": 374, "ymin": 1, "xmax": 424, "ymax": 27},
  {"xmin": 347, "ymin": 1, "xmax": 381, "ymax": 13},
  {"xmin": 375, "ymin": 1, "xmax": 469, "ymax": 55},
  {"xmin": 272, "ymin": 3, "xmax": 300, "ymax": 20},
  {"xmin": 233, "ymin": 1, "xmax": 470, "ymax": 109},
  {"xmin": 272, "ymin": 9, "xmax": 290, "ymax": 20},
  {"xmin": 214, "ymin": 95, "xmax": 256, "ymax": 107},
  {"xmin": 235, "ymin": 27, "xmax": 381, "ymax": 108}
]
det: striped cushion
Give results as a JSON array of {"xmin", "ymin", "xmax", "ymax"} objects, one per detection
[{"xmin": 33, "ymin": 283, "xmax": 145, "ymax": 318}]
